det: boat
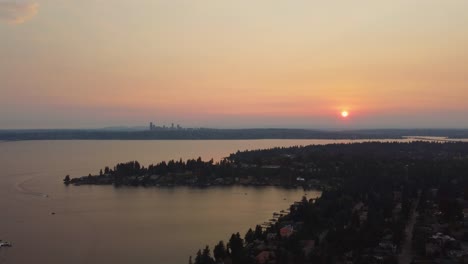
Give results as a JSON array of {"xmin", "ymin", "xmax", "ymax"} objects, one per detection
[{"xmin": 0, "ymin": 241, "xmax": 12, "ymax": 247}]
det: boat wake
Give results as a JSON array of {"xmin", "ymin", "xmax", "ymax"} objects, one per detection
[{"xmin": 14, "ymin": 173, "xmax": 49, "ymax": 198}]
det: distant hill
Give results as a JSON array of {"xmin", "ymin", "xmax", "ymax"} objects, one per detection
[
  {"xmin": 99, "ymin": 126, "xmax": 148, "ymax": 131},
  {"xmin": 1, "ymin": 128, "xmax": 468, "ymax": 141}
]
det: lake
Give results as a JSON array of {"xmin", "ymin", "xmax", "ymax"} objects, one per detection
[{"xmin": 0, "ymin": 139, "xmax": 412, "ymax": 264}]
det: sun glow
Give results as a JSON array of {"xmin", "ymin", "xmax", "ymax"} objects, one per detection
[{"xmin": 341, "ymin": 111, "xmax": 349, "ymax": 118}]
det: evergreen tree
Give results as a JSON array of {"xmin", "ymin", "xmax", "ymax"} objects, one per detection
[
  {"xmin": 63, "ymin": 175, "xmax": 70, "ymax": 184},
  {"xmin": 254, "ymin": 225, "xmax": 263, "ymax": 240},
  {"xmin": 195, "ymin": 250, "xmax": 202, "ymax": 264},
  {"xmin": 228, "ymin": 233, "xmax": 244, "ymax": 264},
  {"xmin": 202, "ymin": 245, "xmax": 214, "ymax": 264},
  {"xmin": 213, "ymin": 241, "xmax": 226, "ymax": 261},
  {"xmin": 245, "ymin": 228, "xmax": 255, "ymax": 244}
]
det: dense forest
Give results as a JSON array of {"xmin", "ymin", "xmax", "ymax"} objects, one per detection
[
  {"xmin": 65, "ymin": 142, "xmax": 468, "ymax": 263},
  {"xmin": 66, "ymin": 141, "xmax": 468, "ymax": 189},
  {"xmin": 183, "ymin": 142, "xmax": 468, "ymax": 264}
]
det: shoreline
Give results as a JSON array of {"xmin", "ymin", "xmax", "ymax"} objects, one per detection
[{"xmin": 3, "ymin": 128, "xmax": 468, "ymax": 141}]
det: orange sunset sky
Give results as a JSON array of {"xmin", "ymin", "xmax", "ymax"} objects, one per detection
[{"xmin": 1, "ymin": 1, "xmax": 468, "ymax": 129}]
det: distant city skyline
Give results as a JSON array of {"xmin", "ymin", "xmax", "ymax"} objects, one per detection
[{"xmin": 1, "ymin": 1, "xmax": 468, "ymax": 129}]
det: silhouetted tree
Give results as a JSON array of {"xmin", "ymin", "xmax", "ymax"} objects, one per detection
[
  {"xmin": 201, "ymin": 245, "xmax": 214, "ymax": 264},
  {"xmin": 254, "ymin": 225, "xmax": 263, "ymax": 240},
  {"xmin": 245, "ymin": 228, "xmax": 255, "ymax": 244},
  {"xmin": 194, "ymin": 250, "xmax": 202, "ymax": 264},
  {"xmin": 228, "ymin": 233, "xmax": 244, "ymax": 264},
  {"xmin": 213, "ymin": 241, "xmax": 226, "ymax": 261},
  {"xmin": 63, "ymin": 175, "xmax": 70, "ymax": 185}
]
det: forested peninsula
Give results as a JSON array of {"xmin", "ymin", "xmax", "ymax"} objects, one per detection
[{"xmin": 65, "ymin": 142, "xmax": 468, "ymax": 263}]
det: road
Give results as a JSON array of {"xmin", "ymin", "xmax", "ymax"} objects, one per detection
[{"xmin": 398, "ymin": 191, "xmax": 421, "ymax": 264}]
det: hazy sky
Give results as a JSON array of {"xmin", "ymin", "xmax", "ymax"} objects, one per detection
[{"xmin": 1, "ymin": 0, "xmax": 468, "ymax": 129}]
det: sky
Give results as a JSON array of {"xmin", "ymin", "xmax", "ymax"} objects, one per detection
[{"xmin": 1, "ymin": 0, "xmax": 468, "ymax": 129}]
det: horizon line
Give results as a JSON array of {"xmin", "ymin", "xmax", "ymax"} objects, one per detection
[{"xmin": 2, "ymin": 127, "xmax": 468, "ymax": 131}]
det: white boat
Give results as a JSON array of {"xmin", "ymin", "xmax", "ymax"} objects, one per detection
[{"xmin": 0, "ymin": 241, "xmax": 12, "ymax": 247}]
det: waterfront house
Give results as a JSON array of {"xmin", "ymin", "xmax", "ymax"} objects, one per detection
[
  {"xmin": 256, "ymin": 251, "xmax": 275, "ymax": 264},
  {"xmin": 279, "ymin": 225, "xmax": 294, "ymax": 238}
]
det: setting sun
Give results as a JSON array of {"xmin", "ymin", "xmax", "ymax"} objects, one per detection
[{"xmin": 341, "ymin": 111, "xmax": 349, "ymax": 118}]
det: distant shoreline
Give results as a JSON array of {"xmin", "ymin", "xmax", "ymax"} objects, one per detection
[{"xmin": 1, "ymin": 128, "xmax": 468, "ymax": 141}]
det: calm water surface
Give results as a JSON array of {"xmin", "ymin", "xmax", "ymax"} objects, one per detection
[{"xmin": 0, "ymin": 139, "xmax": 411, "ymax": 264}]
